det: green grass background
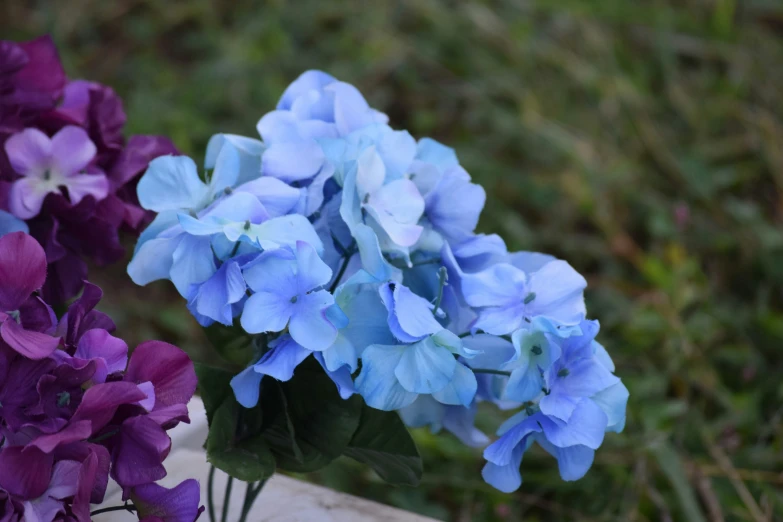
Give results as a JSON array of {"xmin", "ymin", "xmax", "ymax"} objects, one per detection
[{"xmin": 3, "ymin": 1, "xmax": 783, "ymax": 520}]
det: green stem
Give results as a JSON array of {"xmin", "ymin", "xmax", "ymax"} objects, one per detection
[
  {"xmin": 207, "ymin": 465, "xmax": 217, "ymax": 522},
  {"xmin": 221, "ymin": 476, "xmax": 234, "ymax": 522},
  {"xmin": 238, "ymin": 479, "xmax": 268, "ymax": 522},
  {"xmin": 471, "ymin": 368, "xmax": 512, "ymax": 377},
  {"xmin": 432, "ymin": 266, "xmax": 448, "ymax": 316},
  {"xmin": 90, "ymin": 504, "xmax": 137, "ymax": 516},
  {"xmin": 87, "ymin": 429, "xmax": 119, "ymax": 444},
  {"xmin": 329, "ymin": 251, "xmax": 355, "ymax": 293}
]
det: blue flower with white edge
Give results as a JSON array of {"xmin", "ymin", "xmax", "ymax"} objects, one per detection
[
  {"xmin": 400, "ymin": 395, "xmax": 489, "ymax": 448},
  {"xmin": 355, "ymin": 329, "xmax": 478, "ymax": 411},
  {"xmin": 461, "ymin": 254, "xmax": 587, "ymax": 335},
  {"xmin": 240, "ymin": 241, "xmax": 338, "ymax": 351}
]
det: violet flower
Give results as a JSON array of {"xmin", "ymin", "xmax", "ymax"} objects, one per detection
[
  {"xmin": 0, "ymin": 35, "xmax": 178, "ymax": 304},
  {"xmin": 0, "ymin": 231, "xmax": 202, "ymax": 521}
]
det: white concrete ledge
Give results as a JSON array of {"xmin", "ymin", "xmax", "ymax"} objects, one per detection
[{"xmin": 101, "ymin": 397, "xmax": 438, "ymax": 521}]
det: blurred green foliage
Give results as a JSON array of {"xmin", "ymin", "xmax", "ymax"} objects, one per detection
[{"xmin": 3, "ymin": 0, "xmax": 783, "ymax": 519}]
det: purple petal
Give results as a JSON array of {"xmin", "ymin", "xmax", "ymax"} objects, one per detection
[
  {"xmin": 63, "ymin": 173, "xmax": 109, "ymax": 206},
  {"xmin": 71, "ymin": 381, "xmax": 147, "ymax": 435},
  {"xmin": 0, "ymin": 446, "xmax": 53, "ymax": 500},
  {"xmin": 25, "ymin": 420, "xmax": 92, "ymax": 454},
  {"xmin": 111, "ymin": 415, "xmax": 170, "ymax": 487},
  {"xmin": 0, "ymin": 318, "xmax": 59, "ymax": 360},
  {"xmin": 0, "ymin": 232, "xmax": 47, "ymax": 311},
  {"xmin": 15, "ymin": 36, "xmax": 66, "ymax": 104},
  {"xmin": 74, "ymin": 328, "xmax": 128, "ymax": 381},
  {"xmin": 109, "ymin": 135, "xmax": 178, "ymax": 187},
  {"xmin": 50, "ymin": 126, "xmax": 96, "ymax": 177},
  {"xmin": 8, "ymin": 177, "xmax": 47, "ymax": 219},
  {"xmin": 132, "ymin": 479, "xmax": 202, "ymax": 522},
  {"xmin": 4, "ymin": 128, "xmax": 51, "ymax": 176},
  {"xmin": 124, "ymin": 341, "xmax": 196, "ymax": 410}
]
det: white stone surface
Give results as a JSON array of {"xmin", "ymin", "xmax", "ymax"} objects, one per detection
[{"xmin": 100, "ymin": 397, "xmax": 438, "ymax": 522}]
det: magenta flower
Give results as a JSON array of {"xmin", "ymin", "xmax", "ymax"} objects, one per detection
[
  {"xmin": 0, "ymin": 231, "xmax": 201, "ymax": 520},
  {"xmin": 0, "ymin": 35, "xmax": 178, "ymax": 304},
  {"xmin": 5, "ymin": 126, "xmax": 108, "ymax": 219}
]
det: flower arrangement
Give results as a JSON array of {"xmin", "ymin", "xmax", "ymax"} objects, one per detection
[
  {"xmin": 0, "ymin": 36, "xmax": 177, "ymax": 304},
  {"xmin": 0, "ymin": 232, "xmax": 202, "ymax": 521},
  {"xmin": 128, "ymin": 69, "xmax": 629, "ymax": 500}
]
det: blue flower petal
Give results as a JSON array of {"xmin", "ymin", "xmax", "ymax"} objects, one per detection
[{"xmin": 137, "ymin": 156, "xmax": 208, "ymax": 212}]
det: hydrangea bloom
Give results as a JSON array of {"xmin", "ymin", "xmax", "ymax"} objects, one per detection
[
  {"xmin": 0, "ymin": 232, "xmax": 202, "ymax": 520},
  {"xmin": 129, "ymin": 70, "xmax": 628, "ymax": 491},
  {"xmin": 0, "ymin": 36, "xmax": 177, "ymax": 304}
]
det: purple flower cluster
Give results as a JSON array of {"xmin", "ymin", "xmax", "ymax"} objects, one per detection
[
  {"xmin": 0, "ymin": 232, "xmax": 202, "ymax": 521},
  {"xmin": 0, "ymin": 36, "xmax": 178, "ymax": 304}
]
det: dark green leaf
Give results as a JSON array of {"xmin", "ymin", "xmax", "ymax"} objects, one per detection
[
  {"xmin": 203, "ymin": 323, "xmax": 258, "ymax": 367},
  {"xmin": 344, "ymin": 405, "xmax": 422, "ymax": 486},
  {"xmin": 261, "ymin": 359, "xmax": 362, "ymax": 473},
  {"xmin": 194, "ymin": 363, "xmax": 235, "ymax": 425},
  {"xmin": 206, "ymin": 397, "xmax": 275, "ymax": 482}
]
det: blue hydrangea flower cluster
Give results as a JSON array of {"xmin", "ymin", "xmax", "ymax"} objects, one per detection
[{"xmin": 127, "ymin": 70, "xmax": 628, "ymax": 492}]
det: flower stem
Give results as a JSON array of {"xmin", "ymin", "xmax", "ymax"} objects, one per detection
[
  {"xmin": 471, "ymin": 368, "xmax": 512, "ymax": 377},
  {"xmin": 221, "ymin": 476, "xmax": 234, "ymax": 522},
  {"xmin": 238, "ymin": 479, "xmax": 268, "ymax": 522},
  {"xmin": 207, "ymin": 465, "xmax": 217, "ymax": 522},
  {"xmin": 90, "ymin": 504, "xmax": 137, "ymax": 516},
  {"xmin": 329, "ymin": 251, "xmax": 355, "ymax": 293},
  {"xmin": 432, "ymin": 266, "xmax": 448, "ymax": 317}
]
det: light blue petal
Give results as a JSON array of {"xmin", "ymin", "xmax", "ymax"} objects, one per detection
[
  {"xmin": 504, "ymin": 366, "xmax": 544, "ymax": 404},
  {"xmin": 536, "ymin": 438, "xmax": 595, "ymax": 481},
  {"xmin": 463, "ymin": 334, "xmax": 516, "ymax": 370},
  {"xmin": 314, "ymin": 352, "xmax": 355, "ymax": 400},
  {"xmin": 442, "ymin": 403, "xmax": 490, "ymax": 448},
  {"xmin": 353, "ymin": 224, "xmax": 395, "ymax": 282},
  {"xmin": 135, "ymin": 211, "xmax": 179, "ymax": 253},
  {"xmin": 539, "ymin": 398, "xmax": 608, "ymax": 450},
  {"xmin": 399, "ymin": 396, "xmax": 445, "ymax": 432},
  {"xmin": 416, "ymin": 137, "xmax": 458, "ymax": 170},
  {"xmin": 294, "ymin": 240, "xmax": 332, "ymax": 293},
  {"xmin": 394, "ymin": 336, "xmax": 457, "ymax": 394},
  {"xmin": 461, "ymin": 263, "xmax": 526, "ymax": 308},
  {"xmin": 426, "ymin": 166, "xmax": 485, "ymax": 243},
  {"xmin": 538, "ymin": 392, "xmax": 582, "ymax": 422},
  {"xmin": 526, "ymin": 260, "xmax": 587, "ymax": 326},
  {"xmin": 231, "ymin": 366, "xmax": 264, "ymax": 408},
  {"xmin": 289, "ymin": 290, "xmax": 337, "ymax": 351},
  {"xmin": 261, "ymin": 141, "xmax": 324, "ymax": 183},
  {"xmin": 507, "ymin": 251, "xmax": 556, "ymax": 274},
  {"xmin": 240, "ymin": 291, "xmax": 293, "ymax": 334},
  {"xmin": 322, "ymin": 334, "xmax": 358, "ymax": 373},
  {"xmin": 241, "ymin": 215, "xmax": 323, "ymax": 254},
  {"xmin": 554, "ymin": 357, "xmax": 620, "ymax": 398},
  {"xmin": 592, "ymin": 340, "xmax": 615, "ymax": 372},
  {"xmin": 127, "ymin": 234, "xmax": 184, "ymax": 287},
  {"xmin": 472, "ymin": 304, "xmax": 524, "ymax": 336},
  {"xmin": 252, "ymin": 335, "xmax": 311, "ymax": 381},
  {"xmin": 208, "ymin": 139, "xmax": 240, "ymax": 194},
  {"xmin": 242, "ymin": 248, "xmax": 297, "ymax": 294},
  {"xmin": 356, "ymin": 344, "xmax": 417, "ymax": 411},
  {"xmin": 431, "ymin": 362, "xmax": 477, "ymax": 406},
  {"xmin": 277, "ymin": 70, "xmax": 337, "ymax": 111},
  {"xmin": 0, "ymin": 210, "xmax": 28, "ymax": 236},
  {"xmin": 170, "ymin": 235, "xmax": 217, "ymax": 297},
  {"xmin": 334, "ymin": 280, "xmax": 396, "ymax": 362},
  {"xmin": 235, "ymin": 176, "xmax": 300, "ymax": 217},
  {"xmin": 137, "ymin": 155, "xmax": 208, "ymax": 212},
  {"xmin": 379, "ymin": 282, "xmax": 442, "ymax": 343},
  {"xmin": 591, "ymin": 381, "xmax": 629, "ymax": 433},
  {"xmin": 190, "ymin": 259, "xmax": 246, "ymax": 326},
  {"xmin": 481, "ymin": 444, "xmax": 525, "ymax": 493},
  {"xmin": 484, "ymin": 414, "xmax": 541, "ymax": 466},
  {"xmin": 205, "ymin": 133, "xmax": 265, "ymax": 187}
]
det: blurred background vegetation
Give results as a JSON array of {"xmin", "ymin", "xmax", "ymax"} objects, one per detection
[{"xmin": 3, "ymin": 0, "xmax": 783, "ymax": 520}]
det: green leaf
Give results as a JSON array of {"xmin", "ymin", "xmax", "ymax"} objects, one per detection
[
  {"xmin": 261, "ymin": 359, "xmax": 362, "ymax": 473},
  {"xmin": 206, "ymin": 397, "xmax": 275, "ymax": 482},
  {"xmin": 203, "ymin": 323, "xmax": 258, "ymax": 367},
  {"xmin": 651, "ymin": 441, "xmax": 707, "ymax": 522},
  {"xmin": 194, "ymin": 363, "xmax": 235, "ymax": 425},
  {"xmin": 344, "ymin": 404, "xmax": 422, "ymax": 486}
]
